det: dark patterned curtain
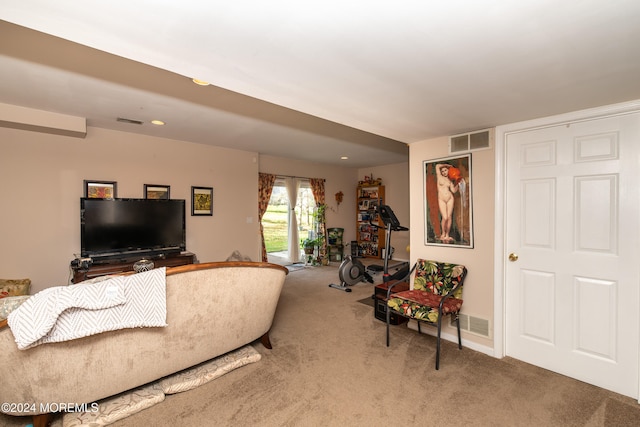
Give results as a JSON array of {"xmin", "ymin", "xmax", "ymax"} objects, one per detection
[
  {"xmin": 258, "ymin": 173, "xmax": 277, "ymax": 262},
  {"xmin": 309, "ymin": 178, "xmax": 327, "ymax": 259}
]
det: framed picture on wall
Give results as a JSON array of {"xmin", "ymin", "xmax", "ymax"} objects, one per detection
[
  {"xmin": 144, "ymin": 184, "xmax": 170, "ymax": 200},
  {"xmin": 84, "ymin": 180, "xmax": 117, "ymax": 199},
  {"xmin": 191, "ymin": 186, "xmax": 213, "ymax": 216},
  {"xmin": 423, "ymin": 154, "xmax": 473, "ymax": 248}
]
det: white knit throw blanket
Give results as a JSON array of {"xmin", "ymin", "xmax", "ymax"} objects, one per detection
[{"xmin": 8, "ymin": 268, "xmax": 167, "ymax": 350}]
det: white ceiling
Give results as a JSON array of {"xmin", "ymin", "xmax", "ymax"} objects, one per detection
[{"xmin": 2, "ymin": 0, "xmax": 640, "ymax": 167}]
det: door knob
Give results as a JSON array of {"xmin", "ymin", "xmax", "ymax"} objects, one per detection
[{"xmin": 508, "ymin": 253, "xmax": 519, "ymax": 262}]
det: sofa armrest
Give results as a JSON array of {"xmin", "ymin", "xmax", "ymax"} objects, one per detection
[{"xmin": 0, "ymin": 318, "xmax": 7, "ymax": 329}]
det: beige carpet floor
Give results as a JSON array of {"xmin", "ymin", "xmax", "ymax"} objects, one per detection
[{"xmin": 3, "ymin": 262, "xmax": 640, "ymax": 426}]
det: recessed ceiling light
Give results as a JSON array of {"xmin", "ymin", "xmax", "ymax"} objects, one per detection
[
  {"xmin": 192, "ymin": 78, "xmax": 210, "ymax": 86},
  {"xmin": 341, "ymin": 156, "xmax": 349, "ymax": 160},
  {"xmin": 151, "ymin": 120, "xmax": 165, "ymax": 126}
]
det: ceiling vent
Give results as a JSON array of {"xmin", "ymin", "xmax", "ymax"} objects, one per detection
[
  {"xmin": 449, "ymin": 128, "xmax": 493, "ymax": 153},
  {"xmin": 117, "ymin": 117, "xmax": 144, "ymax": 125}
]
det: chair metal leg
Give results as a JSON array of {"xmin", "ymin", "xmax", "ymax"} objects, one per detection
[
  {"xmin": 386, "ymin": 302, "xmax": 391, "ymax": 347},
  {"xmin": 456, "ymin": 313, "xmax": 462, "ymax": 349},
  {"xmin": 436, "ymin": 312, "xmax": 442, "ymax": 370}
]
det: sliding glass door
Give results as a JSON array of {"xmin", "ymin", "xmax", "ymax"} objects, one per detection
[{"xmin": 263, "ymin": 178, "xmax": 315, "ymax": 263}]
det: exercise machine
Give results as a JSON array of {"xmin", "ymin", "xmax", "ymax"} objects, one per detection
[
  {"xmin": 368, "ymin": 204, "xmax": 409, "ymax": 283},
  {"xmin": 329, "ymin": 255, "xmax": 374, "ymax": 292},
  {"xmin": 329, "ymin": 204, "xmax": 408, "ymax": 292}
]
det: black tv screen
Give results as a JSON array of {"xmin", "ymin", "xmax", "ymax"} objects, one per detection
[{"xmin": 81, "ymin": 198, "xmax": 186, "ymax": 258}]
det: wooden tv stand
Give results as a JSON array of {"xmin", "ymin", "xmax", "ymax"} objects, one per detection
[{"xmin": 71, "ymin": 252, "xmax": 196, "ymax": 283}]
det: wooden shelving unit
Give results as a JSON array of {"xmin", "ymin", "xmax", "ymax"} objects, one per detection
[{"xmin": 356, "ymin": 184, "xmax": 385, "ymax": 258}]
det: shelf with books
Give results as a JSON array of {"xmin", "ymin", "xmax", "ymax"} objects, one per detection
[{"xmin": 356, "ymin": 184, "xmax": 385, "ymax": 258}]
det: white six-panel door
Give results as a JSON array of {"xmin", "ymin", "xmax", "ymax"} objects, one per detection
[{"xmin": 505, "ymin": 112, "xmax": 640, "ymax": 398}]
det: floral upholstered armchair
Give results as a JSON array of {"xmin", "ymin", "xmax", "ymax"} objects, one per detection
[{"xmin": 385, "ymin": 259, "xmax": 467, "ymax": 370}]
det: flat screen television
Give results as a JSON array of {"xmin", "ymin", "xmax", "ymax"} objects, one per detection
[{"xmin": 80, "ymin": 198, "xmax": 186, "ymax": 259}]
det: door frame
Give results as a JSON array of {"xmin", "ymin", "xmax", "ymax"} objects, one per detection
[{"xmin": 493, "ymin": 99, "xmax": 640, "ymax": 401}]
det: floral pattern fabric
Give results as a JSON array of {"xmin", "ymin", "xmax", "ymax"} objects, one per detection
[
  {"xmin": 309, "ymin": 178, "xmax": 327, "ymax": 258},
  {"xmin": 0, "ymin": 278, "xmax": 31, "ymax": 299},
  {"xmin": 387, "ymin": 259, "xmax": 466, "ymax": 323},
  {"xmin": 258, "ymin": 173, "xmax": 276, "ymax": 262}
]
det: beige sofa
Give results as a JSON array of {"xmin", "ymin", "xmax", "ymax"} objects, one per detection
[{"xmin": 0, "ymin": 261, "xmax": 288, "ymax": 427}]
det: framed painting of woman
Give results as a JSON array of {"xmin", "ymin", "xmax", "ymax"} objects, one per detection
[{"xmin": 423, "ymin": 154, "xmax": 473, "ymax": 248}]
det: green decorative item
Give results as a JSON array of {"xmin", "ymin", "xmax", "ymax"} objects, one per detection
[{"xmin": 301, "ymin": 236, "xmax": 324, "ymax": 254}]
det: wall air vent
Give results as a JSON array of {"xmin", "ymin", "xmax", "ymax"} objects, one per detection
[
  {"xmin": 117, "ymin": 117, "xmax": 144, "ymax": 125},
  {"xmin": 449, "ymin": 128, "xmax": 493, "ymax": 153},
  {"xmin": 452, "ymin": 313, "xmax": 491, "ymax": 338}
]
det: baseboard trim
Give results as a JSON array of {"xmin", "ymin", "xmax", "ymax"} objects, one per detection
[{"xmin": 406, "ymin": 320, "xmax": 495, "ymax": 357}]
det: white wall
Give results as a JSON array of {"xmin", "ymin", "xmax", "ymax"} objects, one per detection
[
  {"xmin": 408, "ymin": 137, "xmax": 494, "ymax": 348},
  {"xmin": 258, "ymin": 155, "xmax": 358, "ymax": 246},
  {"xmin": 357, "ymin": 163, "xmax": 410, "ymax": 261},
  {"xmin": 0, "ymin": 122, "xmax": 410, "ymax": 294},
  {"xmin": 259, "ymin": 157, "xmax": 411, "ymax": 262},
  {"xmin": 0, "ymin": 126, "xmax": 260, "ymax": 293}
]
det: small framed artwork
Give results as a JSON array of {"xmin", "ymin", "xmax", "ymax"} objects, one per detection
[
  {"xmin": 144, "ymin": 184, "xmax": 171, "ymax": 200},
  {"xmin": 192, "ymin": 186, "xmax": 213, "ymax": 216},
  {"xmin": 423, "ymin": 154, "xmax": 473, "ymax": 248},
  {"xmin": 84, "ymin": 180, "xmax": 117, "ymax": 199}
]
